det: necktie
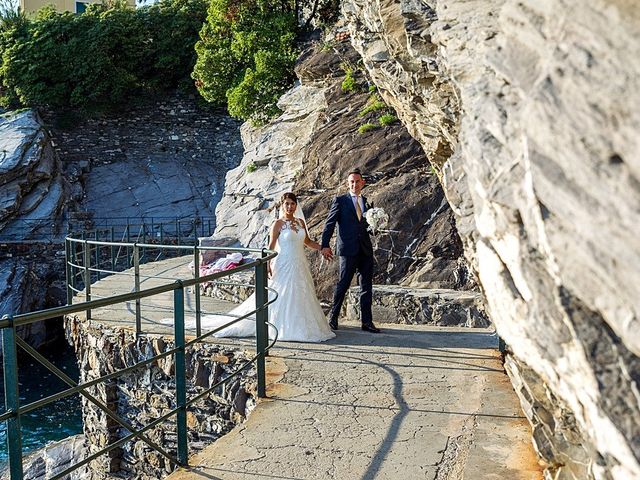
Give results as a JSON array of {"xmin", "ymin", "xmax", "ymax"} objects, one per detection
[{"xmin": 355, "ymin": 196, "xmax": 362, "ymax": 221}]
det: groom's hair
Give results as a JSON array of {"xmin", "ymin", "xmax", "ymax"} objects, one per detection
[{"xmin": 348, "ymin": 168, "xmax": 364, "ymax": 178}]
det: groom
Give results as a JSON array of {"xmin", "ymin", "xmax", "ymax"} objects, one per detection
[{"xmin": 321, "ymin": 169, "xmax": 381, "ymax": 333}]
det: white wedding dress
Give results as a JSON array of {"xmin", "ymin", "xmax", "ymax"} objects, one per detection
[{"xmin": 199, "ymin": 219, "xmax": 335, "ymax": 343}]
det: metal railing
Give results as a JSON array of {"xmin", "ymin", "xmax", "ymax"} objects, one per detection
[
  {"xmin": 0, "ymin": 215, "xmax": 216, "ymax": 244},
  {"xmin": 1, "ymin": 235, "xmax": 278, "ymax": 479}
]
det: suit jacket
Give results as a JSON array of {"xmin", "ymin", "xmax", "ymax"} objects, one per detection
[{"xmin": 321, "ymin": 194, "xmax": 373, "ymax": 257}]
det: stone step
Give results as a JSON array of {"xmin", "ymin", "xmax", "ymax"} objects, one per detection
[{"xmin": 344, "ymin": 284, "xmax": 490, "ymax": 327}]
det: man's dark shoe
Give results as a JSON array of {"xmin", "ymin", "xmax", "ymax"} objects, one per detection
[
  {"xmin": 361, "ymin": 323, "xmax": 381, "ymax": 333},
  {"xmin": 329, "ymin": 319, "xmax": 338, "ymax": 330}
]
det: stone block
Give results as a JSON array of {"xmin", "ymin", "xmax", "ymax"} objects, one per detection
[{"xmin": 344, "ymin": 285, "xmax": 490, "ymax": 327}]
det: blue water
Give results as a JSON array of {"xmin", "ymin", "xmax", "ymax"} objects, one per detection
[{"xmin": 0, "ymin": 345, "xmax": 83, "ymax": 464}]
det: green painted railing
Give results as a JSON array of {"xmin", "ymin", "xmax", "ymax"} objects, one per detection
[{"xmin": 1, "ymin": 235, "xmax": 278, "ymax": 479}]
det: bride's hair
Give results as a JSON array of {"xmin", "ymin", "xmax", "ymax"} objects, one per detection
[{"xmin": 281, "ymin": 192, "xmax": 297, "ymax": 204}]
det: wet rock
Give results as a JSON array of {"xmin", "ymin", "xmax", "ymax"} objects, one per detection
[{"xmin": 11, "ymin": 434, "xmax": 87, "ymax": 480}]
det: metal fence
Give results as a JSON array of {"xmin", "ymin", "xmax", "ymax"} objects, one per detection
[
  {"xmin": 0, "ymin": 215, "xmax": 216, "ymax": 244},
  {"xmin": 1, "ymin": 235, "xmax": 278, "ymax": 479}
]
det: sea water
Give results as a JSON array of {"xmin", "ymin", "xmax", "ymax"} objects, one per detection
[{"xmin": 0, "ymin": 343, "xmax": 83, "ymax": 465}]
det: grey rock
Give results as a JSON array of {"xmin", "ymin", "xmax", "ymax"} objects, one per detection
[
  {"xmin": 0, "ymin": 109, "xmax": 65, "ymax": 240},
  {"xmin": 344, "ymin": 285, "xmax": 490, "ymax": 327},
  {"xmin": 342, "ymin": 0, "xmax": 640, "ymax": 478},
  {"xmin": 16, "ymin": 434, "xmax": 87, "ymax": 480}
]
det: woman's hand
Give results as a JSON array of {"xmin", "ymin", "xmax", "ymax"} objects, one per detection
[{"xmin": 267, "ymin": 261, "xmax": 273, "ymax": 278}]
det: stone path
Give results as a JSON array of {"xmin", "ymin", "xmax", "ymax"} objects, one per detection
[
  {"xmin": 78, "ymin": 255, "xmax": 542, "ymax": 479},
  {"xmin": 167, "ymin": 324, "xmax": 542, "ymax": 480},
  {"xmin": 72, "ymin": 255, "xmax": 236, "ymax": 335}
]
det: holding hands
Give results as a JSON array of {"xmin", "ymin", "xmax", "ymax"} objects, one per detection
[{"xmin": 321, "ymin": 247, "xmax": 334, "ymax": 261}]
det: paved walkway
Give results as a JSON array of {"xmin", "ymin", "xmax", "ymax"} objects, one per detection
[
  {"xmin": 168, "ymin": 323, "xmax": 542, "ymax": 480},
  {"xmin": 79, "ymin": 256, "xmax": 542, "ymax": 479},
  {"xmin": 72, "ymin": 255, "xmax": 236, "ymax": 334}
]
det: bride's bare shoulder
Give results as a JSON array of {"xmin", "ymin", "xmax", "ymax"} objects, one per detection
[{"xmin": 272, "ymin": 219, "xmax": 285, "ymax": 230}]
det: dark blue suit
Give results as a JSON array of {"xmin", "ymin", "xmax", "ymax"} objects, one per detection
[{"xmin": 321, "ymin": 194, "xmax": 374, "ymax": 326}]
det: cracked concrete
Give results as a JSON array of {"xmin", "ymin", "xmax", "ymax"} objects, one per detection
[{"xmin": 168, "ymin": 324, "xmax": 542, "ymax": 479}]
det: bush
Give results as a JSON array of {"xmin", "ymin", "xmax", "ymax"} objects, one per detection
[
  {"xmin": 358, "ymin": 93, "xmax": 386, "ymax": 116},
  {"xmin": 246, "ymin": 161, "xmax": 257, "ymax": 173},
  {"xmin": 193, "ymin": 0, "xmax": 297, "ymax": 125},
  {"xmin": 341, "ymin": 67, "xmax": 357, "ymax": 93},
  {"xmin": 357, "ymin": 122, "xmax": 377, "ymax": 134},
  {"xmin": 378, "ymin": 113, "xmax": 397, "ymax": 126},
  {"xmin": 0, "ymin": 0, "xmax": 207, "ymax": 110}
]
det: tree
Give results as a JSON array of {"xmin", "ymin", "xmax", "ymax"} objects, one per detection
[{"xmin": 192, "ymin": 0, "xmax": 298, "ymax": 124}]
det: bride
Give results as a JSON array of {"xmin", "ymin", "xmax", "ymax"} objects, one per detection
[{"xmin": 200, "ymin": 192, "xmax": 335, "ymax": 343}]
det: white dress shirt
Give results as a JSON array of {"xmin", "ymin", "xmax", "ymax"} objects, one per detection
[{"xmin": 351, "ymin": 194, "xmax": 364, "ymax": 214}]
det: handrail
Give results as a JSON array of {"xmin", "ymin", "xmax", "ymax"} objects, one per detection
[
  {"xmin": 1, "ymin": 234, "xmax": 278, "ymax": 479},
  {"xmin": 0, "ymin": 215, "xmax": 216, "ymax": 244}
]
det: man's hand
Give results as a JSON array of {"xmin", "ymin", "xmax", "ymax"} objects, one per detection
[{"xmin": 321, "ymin": 247, "xmax": 334, "ymax": 261}]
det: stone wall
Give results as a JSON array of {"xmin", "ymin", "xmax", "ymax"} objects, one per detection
[
  {"xmin": 65, "ymin": 316, "xmax": 257, "ymax": 479},
  {"xmin": 342, "ymin": 1, "xmax": 640, "ymax": 478}
]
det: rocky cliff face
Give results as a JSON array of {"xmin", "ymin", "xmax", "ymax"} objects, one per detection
[
  {"xmin": 0, "ymin": 109, "xmax": 66, "ymax": 240},
  {"xmin": 209, "ymin": 40, "xmax": 473, "ymax": 301},
  {"xmin": 342, "ymin": 1, "xmax": 640, "ymax": 478}
]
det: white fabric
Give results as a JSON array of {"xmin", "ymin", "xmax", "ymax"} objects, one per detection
[{"xmin": 198, "ymin": 219, "xmax": 335, "ymax": 342}]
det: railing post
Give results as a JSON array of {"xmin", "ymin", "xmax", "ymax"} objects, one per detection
[
  {"xmin": 142, "ymin": 223, "xmax": 146, "ymax": 263},
  {"xmin": 176, "ymin": 219, "xmax": 181, "ymax": 245},
  {"xmin": 126, "ymin": 221, "xmax": 131, "ymax": 266},
  {"xmin": 173, "ymin": 283, "xmax": 188, "ymax": 466},
  {"xmin": 2, "ymin": 315, "xmax": 24, "ymax": 479},
  {"xmin": 134, "ymin": 244, "xmax": 141, "ymax": 336},
  {"xmin": 72, "ymin": 240, "xmax": 79, "ymax": 292},
  {"xmin": 64, "ymin": 238, "xmax": 73, "ymax": 306},
  {"xmin": 94, "ymin": 230, "xmax": 100, "ymax": 280},
  {"xmin": 255, "ymin": 250, "xmax": 268, "ymax": 398},
  {"xmin": 194, "ymin": 246, "xmax": 201, "ymax": 338},
  {"xmin": 110, "ymin": 226, "xmax": 115, "ymax": 270},
  {"xmin": 83, "ymin": 240, "xmax": 91, "ymax": 320}
]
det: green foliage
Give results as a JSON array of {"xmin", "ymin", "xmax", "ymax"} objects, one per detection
[
  {"xmin": 378, "ymin": 113, "xmax": 397, "ymax": 126},
  {"xmin": 358, "ymin": 93, "xmax": 386, "ymax": 116},
  {"xmin": 246, "ymin": 161, "xmax": 257, "ymax": 173},
  {"xmin": 357, "ymin": 122, "xmax": 377, "ymax": 134},
  {"xmin": 0, "ymin": 0, "xmax": 207, "ymax": 110},
  {"xmin": 341, "ymin": 67, "xmax": 357, "ymax": 93},
  {"xmin": 368, "ymin": 84, "xmax": 377, "ymax": 93},
  {"xmin": 193, "ymin": 0, "xmax": 297, "ymax": 124}
]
